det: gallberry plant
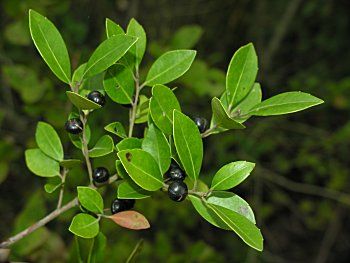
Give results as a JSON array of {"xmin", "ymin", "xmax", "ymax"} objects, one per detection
[{"xmin": 0, "ymin": 9, "xmax": 324, "ymax": 257}]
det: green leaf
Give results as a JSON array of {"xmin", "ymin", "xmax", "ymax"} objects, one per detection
[
  {"xmin": 116, "ymin": 137, "xmax": 142, "ymax": 151},
  {"xmin": 89, "ymin": 135, "xmax": 114, "ymax": 158},
  {"xmin": 69, "ymin": 124, "xmax": 91, "ymax": 150},
  {"xmin": 142, "ymin": 124, "xmax": 171, "ymax": 174},
  {"xmin": 135, "ymin": 95, "xmax": 149, "ymax": 124},
  {"xmin": 207, "ymin": 191, "xmax": 256, "ymax": 224},
  {"xmin": 150, "ymin": 84, "xmax": 181, "ymax": 135},
  {"xmin": 25, "ymin": 148, "xmax": 60, "ymax": 177},
  {"xmin": 248, "ymin": 91, "xmax": 324, "ymax": 116},
  {"xmin": 173, "ymin": 110, "xmax": 203, "ymax": 181},
  {"xmin": 82, "ymin": 34, "xmax": 137, "ymax": 79},
  {"xmin": 226, "ymin": 43, "xmax": 258, "ymax": 108},
  {"xmin": 104, "ymin": 122, "xmax": 127, "ymax": 138},
  {"xmin": 171, "ymin": 25, "xmax": 203, "ymax": 49},
  {"xmin": 44, "ymin": 177, "xmax": 62, "ymax": 193},
  {"xmin": 211, "ymin": 161, "xmax": 255, "ymax": 190},
  {"xmin": 28, "ymin": 10, "xmax": 71, "ymax": 84},
  {"xmin": 117, "ymin": 149, "xmax": 163, "ymax": 191},
  {"xmin": 72, "ymin": 63, "xmax": 87, "ymax": 86},
  {"xmin": 35, "ymin": 121, "xmax": 63, "ymax": 161},
  {"xmin": 126, "ymin": 18, "xmax": 146, "ymax": 68},
  {"xmin": 69, "ymin": 213, "xmax": 99, "ymax": 239},
  {"xmin": 105, "ymin": 18, "xmax": 124, "ymax": 38},
  {"xmin": 144, "ymin": 50, "xmax": 196, "ymax": 86},
  {"xmin": 207, "ymin": 203, "xmax": 263, "ymax": 251},
  {"xmin": 117, "ymin": 181, "xmax": 151, "ymax": 199},
  {"xmin": 211, "ymin": 97, "xmax": 245, "ymax": 129},
  {"xmin": 66, "ymin": 91, "xmax": 102, "ymax": 110},
  {"xmin": 103, "ymin": 64, "xmax": 134, "ymax": 104},
  {"xmin": 60, "ymin": 159, "xmax": 82, "ymax": 169},
  {"xmin": 115, "ymin": 160, "xmax": 128, "ymax": 179},
  {"xmin": 90, "ymin": 233, "xmax": 107, "ymax": 263},
  {"xmin": 77, "ymin": 186, "xmax": 104, "ymax": 214}
]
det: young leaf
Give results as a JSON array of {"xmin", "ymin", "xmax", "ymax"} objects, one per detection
[
  {"xmin": 35, "ymin": 122, "xmax": 63, "ymax": 161},
  {"xmin": 117, "ymin": 149, "xmax": 163, "ymax": 191},
  {"xmin": 44, "ymin": 177, "xmax": 62, "ymax": 193},
  {"xmin": 207, "ymin": 191, "xmax": 256, "ymax": 224},
  {"xmin": 173, "ymin": 110, "xmax": 203, "ymax": 181},
  {"xmin": 170, "ymin": 25, "xmax": 203, "ymax": 49},
  {"xmin": 126, "ymin": 18, "xmax": 147, "ymax": 68},
  {"xmin": 150, "ymin": 84, "xmax": 181, "ymax": 135},
  {"xmin": 89, "ymin": 135, "xmax": 114, "ymax": 158},
  {"xmin": 66, "ymin": 91, "xmax": 102, "ymax": 110},
  {"xmin": 28, "ymin": 10, "xmax": 71, "ymax": 84},
  {"xmin": 211, "ymin": 161, "xmax": 255, "ymax": 190},
  {"xmin": 60, "ymin": 159, "xmax": 82, "ymax": 169},
  {"xmin": 103, "ymin": 64, "xmax": 134, "ymax": 105},
  {"xmin": 104, "ymin": 122, "xmax": 127, "ymax": 138},
  {"xmin": 211, "ymin": 97, "xmax": 245, "ymax": 129},
  {"xmin": 226, "ymin": 43, "xmax": 258, "ymax": 108},
  {"xmin": 117, "ymin": 181, "xmax": 151, "ymax": 199},
  {"xmin": 144, "ymin": 50, "xmax": 196, "ymax": 86},
  {"xmin": 207, "ymin": 203, "xmax": 263, "ymax": 251},
  {"xmin": 108, "ymin": 211, "xmax": 150, "ymax": 230},
  {"xmin": 105, "ymin": 18, "xmax": 124, "ymax": 38},
  {"xmin": 77, "ymin": 187, "xmax": 104, "ymax": 214},
  {"xmin": 82, "ymin": 34, "xmax": 137, "ymax": 79},
  {"xmin": 248, "ymin": 91, "xmax": 324, "ymax": 116},
  {"xmin": 142, "ymin": 124, "xmax": 171, "ymax": 174},
  {"xmin": 25, "ymin": 148, "xmax": 60, "ymax": 177},
  {"xmin": 116, "ymin": 138, "xmax": 142, "ymax": 151},
  {"xmin": 69, "ymin": 213, "xmax": 99, "ymax": 239}
]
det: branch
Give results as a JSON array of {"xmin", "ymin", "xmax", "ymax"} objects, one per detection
[
  {"xmin": 0, "ymin": 198, "xmax": 78, "ymax": 248},
  {"xmin": 80, "ymin": 112, "xmax": 93, "ymax": 184},
  {"xmin": 128, "ymin": 69, "xmax": 141, "ymax": 137},
  {"xmin": 57, "ymin": 168, "xmax": 68, "ymax": 209}
]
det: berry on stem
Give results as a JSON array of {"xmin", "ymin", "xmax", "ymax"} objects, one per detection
[
  {"xmin": 168, "ymin": 181, "xmax": 188, "ymax": 202},
  {"xmin": 167, "ymin": 167, "xmax": 186, "ymax": 181},
  {"xmin": 65, "ymin": 118, "xmax": 83, "ymax": 134},
  {"xmin": 87, "ymin": 90, "xmax": 106, "ymax": 106},
  {"xmin": 111, "ymin": 198, "xmax": 135, "ymax": 214},
  {"xmin": 193, "ymin": 117, "xmax": 208, "ymax": 133},
  {"xmin": 92, "ymin": 167, "xmax": 110, "ymax": 185}
]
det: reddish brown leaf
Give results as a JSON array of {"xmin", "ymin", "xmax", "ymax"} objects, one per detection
[{"xmin": 109, "ymin": 211, "xmax": 150, "ymax": 230}]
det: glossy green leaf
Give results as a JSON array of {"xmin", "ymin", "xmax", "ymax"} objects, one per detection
[
  {"xmin": 72, "ymin": 63, "xmax": 87, "ymax": 86},
  {"xmin": 28, "ymin": 10, "xmax": 71, "ymax": 84},
  {"xmin": 211, "ymin": 97, "xmax": 245, "ymax": 130},
  {"xmin": 126, "ymin": 18, "xmax": 146, "ymax": 68},
  {"xmin": 115, "ymin": 160, "xmax": 128, "ymax": 179},
  {"xmin": 77, "ymin": 186, "xmax": 104, "ymax": 214},
  {"xmin": 171, "ymin": 25, "xmax": 203, "ymax": 49},
  {"xmin": 44, "ymin": 177, "xmax": 62, "ymax": 193},
  {"xmin": 25, "ymin": 148, "xmax": 60, "ymax": 177},
  {"xmin": 211, "ymin": 161, "xmax": 255, "ymax": 190},
  {"xmin": 117, "ymin": 149, "xmax": 163, "ymax": 191},
  {"xmin": 135, "ymin": 95, "xmax": 149, "ymax": 124},
  {"xmin": 142, "ymin": 124, "xmax": 171, "ymax": 174},
  {"xmin": 150, "ymin": 84, "xmax": 181, "ymax": 135},
  {"xmin": 173, "ymin": 110, "xmax": 203, "ymax": 181},
  {"xmin": 105, "ymin": 18, "xmax": 124, "ymax": 38},
  {"xmin": 66, "ymin": 91, "xmax": 102, "ymax": 110},
  {"xmin": 248, "ymin": 91, "xmax": 324, "ymax": 116},
  {"xmin": 69, "ymin": 213, "xmax": 99, "ymax": 239},
  {"xmin": 104, "ymin": 122, "xmax": 127, "ymax": 138},
  {"xmin": 103, "ymin": 64, "xmax": 134, "ymax": 104},
  {"xmin": 207, "ymin": 191, "xmax": 256, "ymax": 224},
  {"xmin": 207, "ymin": 203, "xmax": 263, "ymax": 251},
  {"xmin": 82, "ymin": 34, "xmax": 137, "ymax": 79},
  {"xmin": 89, "ymin": 135, "xmax": 114, "ymax": 158},
  {"xmin": 60, "ymin": 159, "xmax": 82, "ymax": 169},
  {"xmin": 117, "ymin": 181, "xmax": 151, "ymax": 199},
  {"xmin": 35, "ymin": 122, "xmax": 63, "ymax": 161},
  {"xmin": 226, "ymin": 43, "xmax": 258, "ymax": 108},
  {"xmin": 144, "ymin": 50, "xmax": 196, "ymax": 86},
  {"xmin": 116, "ymin": 137, "xmax": 142, "ymax": 151}
]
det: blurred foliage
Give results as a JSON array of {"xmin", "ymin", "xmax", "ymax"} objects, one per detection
[{"xmin": 1, "ymin": 0, "xmax": 350, "ymax": 262}]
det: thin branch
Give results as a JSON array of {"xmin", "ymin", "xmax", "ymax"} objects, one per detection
[
  {"xmin": 80, "ymin": 112, "xmax": 93, "ymax": 184},
  {"xmin": 126, "ymin": 239, "xmax": 144, "ymax": 263},
  {"xmin": 128, "ymin": 69, "xmax": 141, "ymax": 137},
  {"xmin": 0, "ymin": 198, "xmax": 78, "ymax": 248},
  {"xmin": 57, "ymin": 168, "xmax": 68, "ymax": 209}
]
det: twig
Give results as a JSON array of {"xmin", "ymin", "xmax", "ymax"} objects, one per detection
[
  {"xmin": 57, "ymin": 168, "xmax": 68, "ymax": 209},
  {"xmin": 126, "ymin": 239, "xmax": 144, "ymax": 263},
  {"xmin": 0, "ymin": 198, "xmax": 78, "ymax": 248},
  {"xmin": 80, "ymin": 112, "xmax": 93, "ymax": 184},
  {"xmin": 201, "ymin": 125, "xmax": 217, "ymax": 138},
  {"xmin": 128, "ymin": 69, "xmax": 141, "ymax": 137}
]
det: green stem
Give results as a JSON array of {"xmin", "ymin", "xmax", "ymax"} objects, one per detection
[{"xmin": 128, "ymin": 69, "xmax": 141, "ymax": 137}]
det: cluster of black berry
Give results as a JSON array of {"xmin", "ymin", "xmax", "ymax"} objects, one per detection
[{"xmin": 166, "ymin": 161, "xmax": 188, "ymax": 202}]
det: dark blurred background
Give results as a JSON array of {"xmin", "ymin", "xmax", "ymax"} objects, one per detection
[{"xmin": 1, "ymin": 0, "xmax": 350, "ymax": 262}]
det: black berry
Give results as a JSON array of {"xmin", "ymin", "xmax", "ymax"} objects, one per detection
[
  {"xmin": 92, "ymin": 167, "xmax": 110, "ymax": 185},
  {"xmin": 168, "ymin": 181, "xmax": 188, "ymax": 202},
  {"xmin": 87, "ymin": 90, "xmax": 106, "ymax": 106},
  {"xmin": 167, "ymin": 167, "xmax": 186, "ymax": 181},
  {"xmin": 65, "ymin": 118, "xmax": 83, "ymax": 134},
  {"xmin": 193, "ymin": 117, "xmax": 208, "ymax": 133},
  {"xmin": 111, "ymin": 198, "xmax": 135, "ymax": 214}
]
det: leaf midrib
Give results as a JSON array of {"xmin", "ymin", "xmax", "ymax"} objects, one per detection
[
  {"xmin": 249, "ymin": 100, "xmax": 322, "ymax": 113},
  {"xmin": 211, "ymin": 162, "xmax": 249, "ymax": 189}
]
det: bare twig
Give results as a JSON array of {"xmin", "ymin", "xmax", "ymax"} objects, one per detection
[
  {"xmin": 57, "ymin": 168, "xmax": 68, "ymax": 209},
  {"xmin": 126, "ymin": 239, "xmax": 144, "ymax": 263},
  {"xmin": 0, "ymin": 198, "xmax": 78, "ymax": 248},
  {"xmin": 128, "ymin": 69, "xmax": 141, "ymax": 137},
  {"xmin": 80, "ymin": 112, "xmax": 93, "ymax": 184}
]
